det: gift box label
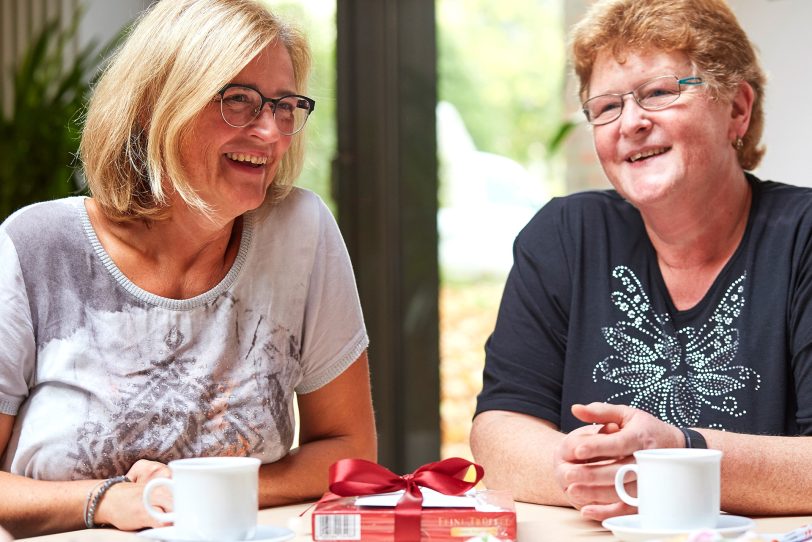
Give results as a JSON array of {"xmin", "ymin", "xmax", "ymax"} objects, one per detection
[
  {"xmin": 311, "ymin": 490, "xmax": 516, "ymax": 542},
  {"xmin": 313, "ymin": 514, "xmax": 361, "ymax": 540}
]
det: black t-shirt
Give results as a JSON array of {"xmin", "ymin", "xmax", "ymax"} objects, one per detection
[{"xmin": 476, "ymin": 176, "xmax": 812, "ymax": 435}]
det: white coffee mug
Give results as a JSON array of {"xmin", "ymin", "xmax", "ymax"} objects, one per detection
[
  {"xmin": 143, "ymin": 456, "xmax": 261, "ymax": 541},
  {"xmin": 614, "ymin": 448, "xmax": 722, "ymax": 530}
]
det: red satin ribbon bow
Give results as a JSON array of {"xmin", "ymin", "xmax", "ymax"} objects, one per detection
[{"xmin": 328, "ymin": 457, "xmax": 485, "ymax": 541}]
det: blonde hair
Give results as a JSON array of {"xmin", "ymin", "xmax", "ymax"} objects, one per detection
[
  {"xmin": 570, "ymin": 0, "xmax": 765, "ymax": 170},
  {"xmin": 80, "ymin": 0, "xmax": 312, "ymax": 221}
]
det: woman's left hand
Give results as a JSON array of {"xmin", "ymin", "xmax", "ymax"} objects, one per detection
[
  {"xmin": 91, "ymin": 458, "xmax": 173, "ymax": 531},
  {"xmin": 94, "ymin": 477, "xmax": 171, "ymax": 531}
]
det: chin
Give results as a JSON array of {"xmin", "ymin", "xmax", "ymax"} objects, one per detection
[
  {"xmin": 240, "ymin": 195, "xmax": 270, "ymax": 214},
  {"xmin": 235, "ymin": 183, "xmax": 273, "ymax": 210},
  {"xmin": 614, "ymin": 177, "xmax": 678, "ymax": 207}
]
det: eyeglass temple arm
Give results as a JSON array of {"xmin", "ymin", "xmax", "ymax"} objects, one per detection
[{"xmin": 678, "ymin": 76, "xmax": 704, "ymax": 86}]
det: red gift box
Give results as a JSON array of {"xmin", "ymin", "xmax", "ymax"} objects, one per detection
[
  {"xmin": 310, "ymin": 458, "xmax": 516, "ymax": 541},
  {"xmin": 311, "ymin": 488, "xmax": 517, "ymax": 541}
]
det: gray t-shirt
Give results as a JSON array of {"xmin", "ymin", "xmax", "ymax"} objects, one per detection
[{"xmin": 0, "ymin": 189, "xmax": 368, "ymax": 480}]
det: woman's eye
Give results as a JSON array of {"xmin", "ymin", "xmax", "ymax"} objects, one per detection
[
  {"xmin": 644, "ymin": 88, "xmax": 669, "ymax": 99},
  {"xmin": 598, "ymin": 101, "xmax": 620, "ymax": 115},
  {"xmin": 225, "ymin": 93, "xmax": 251, "ymax": 104}
]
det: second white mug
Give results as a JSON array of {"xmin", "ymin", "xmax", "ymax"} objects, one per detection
[
  {"xmin": 143, "ymin": 456, "xmax": 261, "ymax": 541},
  {"xmin": 615, "ymin": 448, "xmax": 722, "ymax": 530}
]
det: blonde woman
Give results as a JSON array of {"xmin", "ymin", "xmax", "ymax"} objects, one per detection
[{"xmin": 0, "ymin": 0, "xmax": 375, "ymax": 537}]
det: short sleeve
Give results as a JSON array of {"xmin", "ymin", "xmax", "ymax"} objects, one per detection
[
  {"xmin": 0, "ymin": 228, "xmax": 36, "ymax": 414},
  {"xmin": 295, "ymin": 199, "xmax": 368, "ymax": 394},
  {"xmin": 787, "ymin": 205, "xmax": 812, "ymax": 434},
  {"xmin": 475, "ymin": 199, "xmax": 573, "ymax": 427}
]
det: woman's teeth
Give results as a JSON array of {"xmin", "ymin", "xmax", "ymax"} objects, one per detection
[
  {"xmin": 629, "ymin": 147, "xmax": 667, "ymax": 163},
  {"xmin": 226, "ymin": 152, "xmax": 267, "ymax": 166}
]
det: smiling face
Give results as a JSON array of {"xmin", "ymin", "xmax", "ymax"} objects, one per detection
[
  {"xmin": 179, "ymin": 41, "xmax": 296, "ymax": 222},
  {"xmin": 589, "ymin": 49, "xmax": 743, "ymax": 211}
]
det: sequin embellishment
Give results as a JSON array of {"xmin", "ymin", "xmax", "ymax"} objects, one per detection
[{"xmin": 593, "ymin": 266, "xmax": 760, "ymax": 428}]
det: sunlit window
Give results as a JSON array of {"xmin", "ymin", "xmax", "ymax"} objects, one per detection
[
  {"xmin": 262, "ymin": 0, "xmax": 336, "ymax": 210},
  {"xmin": 437, "ymin": 0, "xmax": 567, "ymax": 459}
]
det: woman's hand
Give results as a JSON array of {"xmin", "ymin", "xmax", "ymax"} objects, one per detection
[
  {"xmin": 93, "ymin": 478, "xmax": 171, "ymax": 531},
  {"xmin": 554, "ymin": 402, "xmax": 683, "ymax": 521},
  {"xmin": 125, "ymin": 459, "xmax": 171, "ymax": 484},
  {"xmin": 92, "ymin": 460, "xmax": 173, "ymax": 531},
  {"xmin": 553, "ymin": 420, "xmax": 635, "ymax": 519}
]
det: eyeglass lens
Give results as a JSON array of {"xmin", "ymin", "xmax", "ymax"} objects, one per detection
[
  {"xmin": 583, "ymin": 76, "xmax": 683, "ymax": 126},
  {"xmin": 220, "ymin": 86, "xmax": 313, "ymax": 134}
]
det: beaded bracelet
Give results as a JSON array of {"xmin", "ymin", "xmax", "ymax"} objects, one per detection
[
  {"xmin": 84, "ymin": 475, "xmax": 131, "ymax": 529},
  {"xmin": 82, "ymin": 480, "xmax": 105, "ymax": 529}
]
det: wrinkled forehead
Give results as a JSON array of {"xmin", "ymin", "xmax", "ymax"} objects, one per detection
[{"xmin": 585, "ymin": 47, "xmax": 692, "ymax": 98}]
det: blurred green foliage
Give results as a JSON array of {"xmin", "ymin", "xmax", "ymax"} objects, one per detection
[
  {"xmin": 262, "ymin": 0, "xmax": 336, "ymax": 210},
  {"xmin": 437, "ymin": 0, "xmax": 567, "ymax": 164},
  {"xmin": 0, "ymin": 8, "xmax": 117, "ymax": 221},
  {"xmin": 263, "ymin": 0, "xmax": 570, "ymax": 209}
]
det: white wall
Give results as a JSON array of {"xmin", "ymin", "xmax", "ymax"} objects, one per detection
[
  {"xmin": 731, "ymin": 0, "xmax": 812, "ymax": 186},
  {"xmin": 562, "ymin": 0, "xmax": 812, "ymax": 192},
  {"xmin": 79, "ymin": 0, "xmax": 151, "ymax": 49}
]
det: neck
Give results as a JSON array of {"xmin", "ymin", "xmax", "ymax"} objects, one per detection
[
  {"xmin": 639, "ymin": 172, "xmax": 752, "ymax": 311},
  {"xmin": 87, "ymin": 198, "xmax": 244, "ymax": 299},
  {"xmin": 642, "ymin": 172, "xmax": 751, "ymax": 271}
]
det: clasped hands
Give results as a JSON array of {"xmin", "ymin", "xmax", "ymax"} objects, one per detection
[{"xmin": 554, "ymin": 402, "xmax": 684, "ymax": 521}]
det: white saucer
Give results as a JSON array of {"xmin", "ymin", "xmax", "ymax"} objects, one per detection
[
  {"xmin": 137, "ymin": 525, "xmax": 295, "ymax": 542},
  {"xmin": 602, "ymin": 514, "xmax": 754, "ymax": 542}
]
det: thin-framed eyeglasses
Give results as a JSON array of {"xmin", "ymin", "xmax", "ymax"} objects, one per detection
[
  {"xmin": 582, "ymin": 75, "xmax": 704, "ymax": 126},
  {"xmin": 215, "ymin": 83, "xmax": 316, "ymax": 135}
]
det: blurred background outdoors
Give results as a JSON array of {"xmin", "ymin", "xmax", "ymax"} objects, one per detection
[{"xmin": 1, "ymin": 0, "xmax": 810, "ymax": 466}]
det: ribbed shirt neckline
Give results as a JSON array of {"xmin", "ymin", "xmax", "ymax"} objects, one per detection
[{"xmin": 77, "ymin": 197, "xmax": 254, "ymax": 311}]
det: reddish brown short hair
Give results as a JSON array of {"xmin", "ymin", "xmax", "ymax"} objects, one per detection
[{"xmin": 570, "ymin": 0, "xmax": 765, "ymax": 170}]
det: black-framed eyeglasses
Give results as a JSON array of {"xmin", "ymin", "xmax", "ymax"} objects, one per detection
[
  {"xmin": 215, "ymin": 83, "xmax": 316, "ymax": 135},
  {"xmin": 582, "ymin": 75, "xmax": 704, "ymax": 126}
]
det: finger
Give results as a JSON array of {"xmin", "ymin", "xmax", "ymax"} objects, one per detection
[
  {"xmin": 571, "ymin": 402, "xmax": 629, "ymax": 426},
  {"xmin": 599, "ymin": 422, "xmax": 621, "ymax": 434},
  {"xmin": 156, "ymin": 485, "xmax": 174, "ymax": 512},
  {"xmin": 569, "ymin": 423, "xmax": 606, "ymax": 437},
  {"xmin": 563, "ymin": 456, "xmax": 635, "ymax": 486},
  {"xmin": 572, "ymin": 432, "xmax": 639, "ymax": 462},
  {"xmin": 565, "ymin": 479, "xmax": 637, "ymax": 510},
  {"xmin": 147, "ymin": 465, "xmax": 171, "ymax": 482},
  {"xmin": 558, "ymin": 424, "xmax": 614, "ymax": 463},
  {"xmin": 128, "ymin": 460, "xmax": 170, "ymax": 483},
  {"xmin": 561, "ymin": 432, "xmax": 629, "ymax": 463},
  {"xmin": 580, "ymin": 500, "xmax": 636, "ymax": 522}
]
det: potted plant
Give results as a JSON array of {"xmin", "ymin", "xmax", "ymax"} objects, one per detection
[{"xmin": 0, "ymin": 8, "xmax": 121, "ymax": 221}]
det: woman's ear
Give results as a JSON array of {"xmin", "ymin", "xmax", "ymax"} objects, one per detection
[{"xmin": 729, "ymin": 80, "xmax": 755, "ymax": 141}]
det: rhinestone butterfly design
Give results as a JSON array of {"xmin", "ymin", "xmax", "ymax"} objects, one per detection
[{"xmin": 593, "ymin": 266, "xmax": 761, "ymax": 428}]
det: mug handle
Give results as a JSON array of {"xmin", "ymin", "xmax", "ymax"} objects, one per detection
[
  {"xmin": 143, "ymin": 478, "xmax": 175, "ymax": 523},
  {"xmin": 614, "ymin": 464, "xmax": 639, "ymax": 507}
]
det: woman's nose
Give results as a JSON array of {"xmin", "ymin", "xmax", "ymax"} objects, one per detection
[
  {"xmin": 618, "ymin": 94, "xmax": 652, "ymax": 135},
  {"xmin": 247, "ymin": 104, "xmax": 282, "ymax": 140}
]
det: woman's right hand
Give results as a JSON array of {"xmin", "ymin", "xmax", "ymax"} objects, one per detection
[{"xmin": 125, "ymin": 459, "xmax": 171, "ymax": 484}]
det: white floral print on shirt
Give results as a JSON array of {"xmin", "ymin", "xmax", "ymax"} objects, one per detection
[{"xmin": 593, "ymin": 265, "xmax": 761, "ymax": 429}]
